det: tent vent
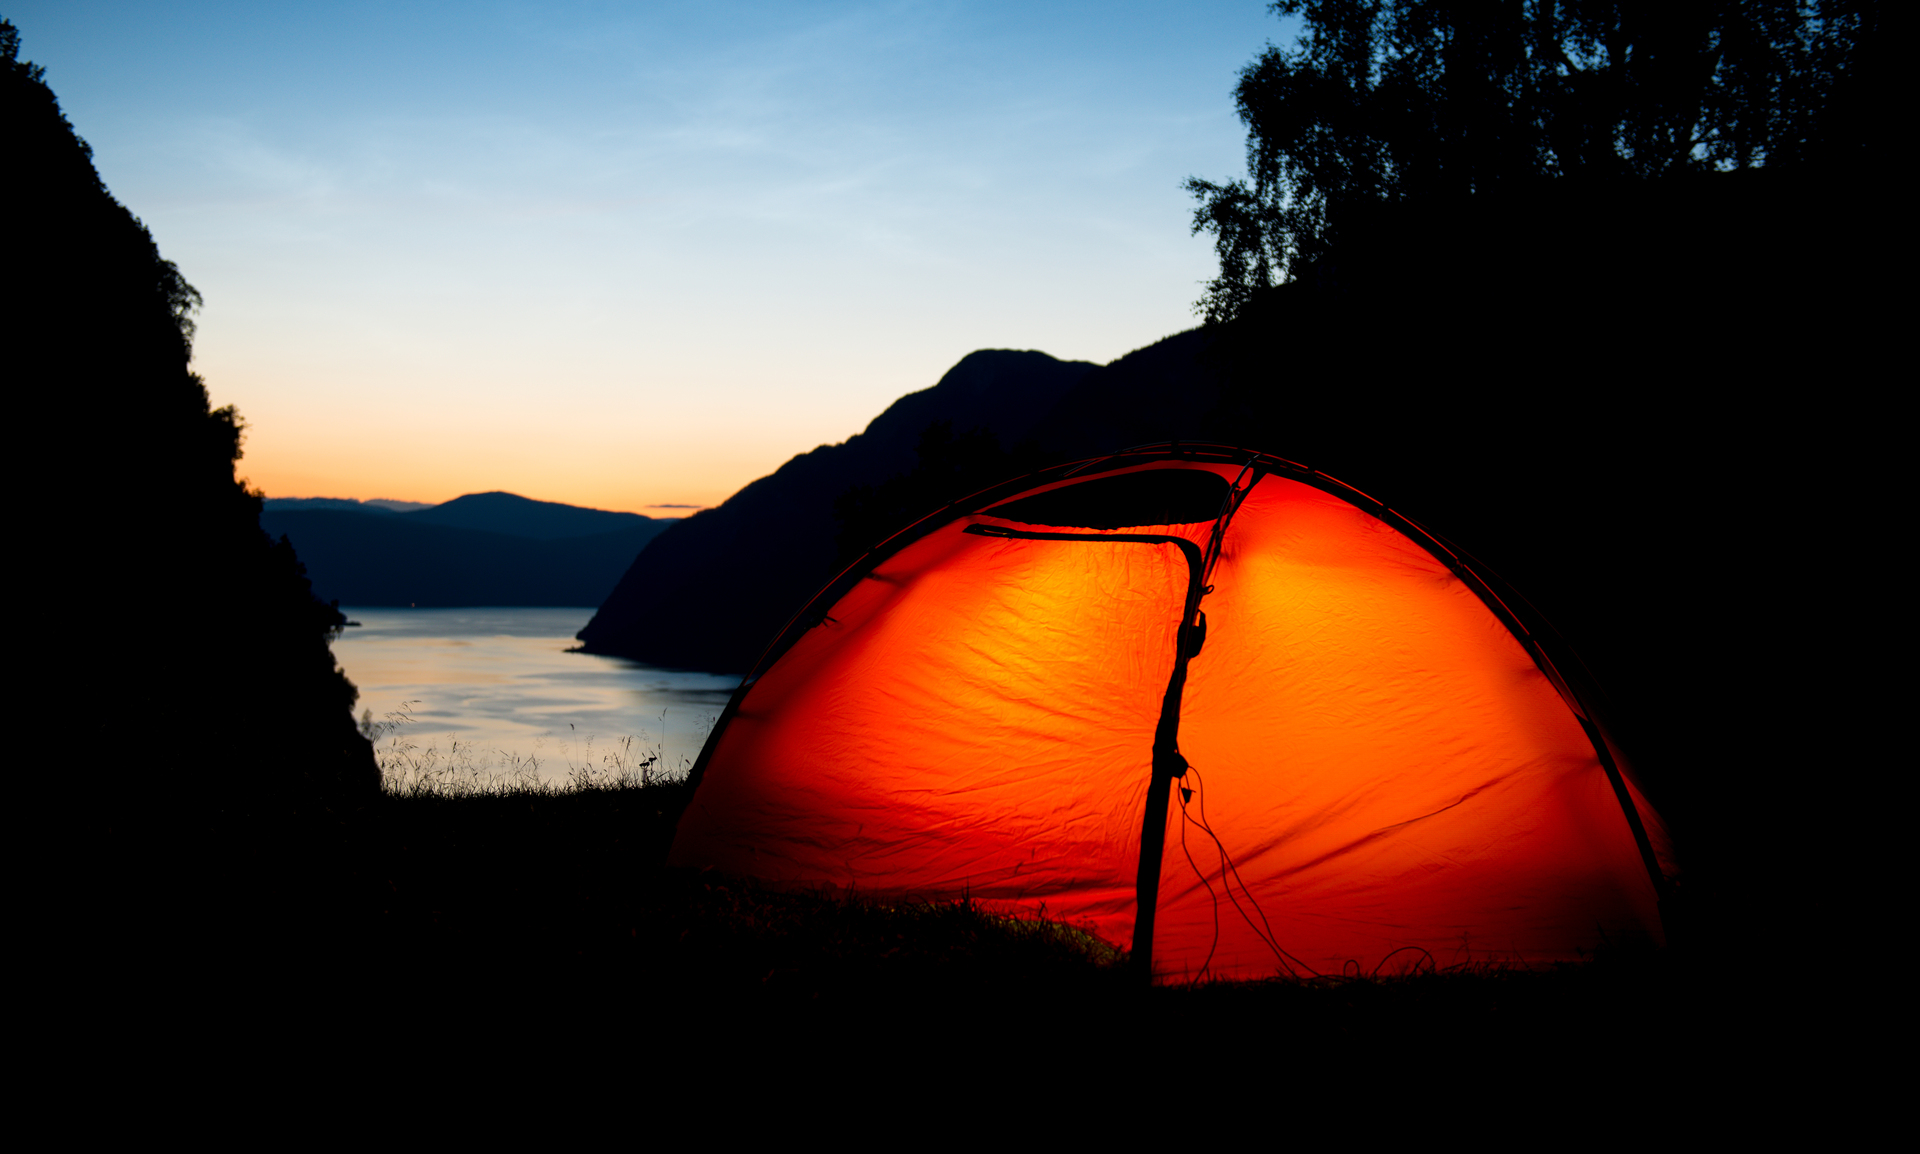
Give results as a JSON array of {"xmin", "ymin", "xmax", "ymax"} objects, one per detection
[{"xmin": 986, "ymin": 469, "xmax": 1231, "ymax": 529}]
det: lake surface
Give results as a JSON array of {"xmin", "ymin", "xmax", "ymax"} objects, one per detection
[{"xmin": 333, "ymin": 607, "xmax": 739, "ymax": 789}]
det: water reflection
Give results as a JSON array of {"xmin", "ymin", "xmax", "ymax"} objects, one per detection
[{"xmin": 332, "ymin": 607, "xmax": 739, "ymax": 788}]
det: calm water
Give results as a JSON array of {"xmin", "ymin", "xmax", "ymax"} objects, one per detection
[{"xmin": 333, "ymin": 607, "xmax": 739, "ymax": 788}]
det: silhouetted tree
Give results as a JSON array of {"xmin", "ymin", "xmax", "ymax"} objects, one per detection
[
  {"xmin": 1187, "ymin": 1, "xmax": 1881, "ymax": 320},
  {"xmin": 5, "ymin": 17, "xmax": 378, "ymax": 979}
]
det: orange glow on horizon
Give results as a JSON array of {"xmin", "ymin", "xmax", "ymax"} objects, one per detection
[
  {"xmin": 203, "ymin": 352, "xmax": 942, "ymax": 519},
  {"xmin": 232, "ymin": 433, "xmax": 796, "ymax": 516}
]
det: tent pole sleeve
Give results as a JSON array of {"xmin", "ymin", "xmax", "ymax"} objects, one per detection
[
  {"xmin": 1349, "ymin": 505, "xmax": 1679, "ymax": 944},
  {"xmin": 1135, "ymin": 546, "xmax": 1207, "ymax": 982},
  {"xmin": 1576, "ymin": 714, "xmax": 1677, "ymax": 934}
]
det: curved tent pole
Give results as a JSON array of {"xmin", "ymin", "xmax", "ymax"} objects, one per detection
[
  {"xmin": 1289, "ymin": 461, "xmax": 1679, "ymax": 935},
  {"xmin": 1379, "ymin": 516, "xmax": 1681, "ymax": 937}
]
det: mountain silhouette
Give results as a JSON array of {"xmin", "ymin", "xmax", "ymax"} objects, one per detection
[
  {"xmin": 403, "ymin": 491, "xmax": 658, "ymax": 540},
  {"xmin": 261, "ymin": 493, "xmax": 671, "ymax": 607},
  {"xmin": 576, "ymin": 349, "xmax": 1094, "ymax": 671}
]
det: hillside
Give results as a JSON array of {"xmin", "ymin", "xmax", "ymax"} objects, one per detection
[
  {"xmin": 261, "ymin": 505, "xmax": 668, "ymax": 608},
  {"xmin": 6, "ymin": 16, "xmax": 377, "ymax": 983},
  {"xmin": 576, "ymin": 349, "xmax": 1096, "ymax": 671},
  {"xmin": 259, "ymin": 491, "xmax": 671, "ymax": 606},
  {"xmin": 403, "ymin": 491, "xmax": 658, "ymax": 540},
  {"xmin": 7, "ymin": 19, "xmax": 373, "ymax": 804}
]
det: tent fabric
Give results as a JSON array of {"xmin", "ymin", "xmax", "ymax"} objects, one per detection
[{"xmin": 669, "ymin": 450, "xmax": 1673, "ymax": 982}]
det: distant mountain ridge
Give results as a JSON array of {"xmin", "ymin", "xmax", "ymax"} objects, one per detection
[
  {"xmin": 264, "ymin": 497, "xmax": 432, "ymax": 515},
  {"xmin": 264, "ymin": 491, "xmax": 649, "ymax": 538},
  {"xmin": 261, "ymin": 491, "xmax": 672, "ymax": 607},
  {"xmin": 405, "ymin": 491, "xmax": 656, "ymax": 540}
]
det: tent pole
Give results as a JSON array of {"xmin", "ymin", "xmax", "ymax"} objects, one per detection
[
  {"xmin": 1131, "ymin": 611, "xmax": 1203, "ymax": 986},
  {"xmin": 1130, "ymin": 770, "xmax": 1177, "ymax": 984}
]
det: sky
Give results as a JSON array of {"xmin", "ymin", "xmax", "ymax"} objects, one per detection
[{"xmin": 12, "ymin": 1, "xmax": 1294, "ymax": 513}]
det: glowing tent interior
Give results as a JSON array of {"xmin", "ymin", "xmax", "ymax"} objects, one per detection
[{"xmin": 670, "ymin": 446, "xmax": 1676, "ymax": 982}]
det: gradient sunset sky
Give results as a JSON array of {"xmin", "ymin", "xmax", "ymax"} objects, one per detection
[{"xmin": 14, "ymin": 1, "xmax": 1295, "ymax": 513}]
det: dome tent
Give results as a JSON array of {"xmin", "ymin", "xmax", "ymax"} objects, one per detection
[{"xmin": 670, "ymin": 445, "xmax": 1675, "ymax": 982}]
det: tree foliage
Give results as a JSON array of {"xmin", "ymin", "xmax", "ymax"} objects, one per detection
[
  {"xmin": 1187, "ymin": 1, "xmax": 1880, "ymax": 321},
  {"xmin": 5, "ymin": 16, "xmax": 376, "ymax": 818}
]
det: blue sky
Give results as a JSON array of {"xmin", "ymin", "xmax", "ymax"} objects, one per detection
[{"xmin": 12, "ymin": 1, "xmax": 1294, "ymax": 510}]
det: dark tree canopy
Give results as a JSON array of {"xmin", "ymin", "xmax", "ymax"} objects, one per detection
[
  {"xmin": 6, "ymin": 15, "xmax": 378, "ymax": 970},
  {"xmin": 1187, "ymin": 1, "xmax": 1881, "ymax": 320}
]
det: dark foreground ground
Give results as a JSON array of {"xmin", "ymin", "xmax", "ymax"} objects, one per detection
[{"xmin": 152, "ymin": 778, "xmax": 1770, "ymax": 1091}]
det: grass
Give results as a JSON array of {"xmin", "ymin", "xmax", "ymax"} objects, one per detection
[
  {"xmin": 363, "ymin": 700, "xmax": 687, "ymax": 797},
  {"xmin": 187, "ymin": 709, "xmax": 1715, "ymax": 1074}
]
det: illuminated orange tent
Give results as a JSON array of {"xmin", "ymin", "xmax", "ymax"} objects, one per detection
[{"xmin": 670, "ymin": 446, "xmax": 1676, "ymax": 982}]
